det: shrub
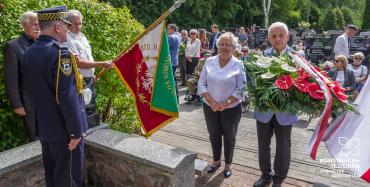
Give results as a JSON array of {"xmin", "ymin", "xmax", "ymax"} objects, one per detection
[{"xmin": 0, "ymin": 0, "xmax": 144, "ymax": 152}]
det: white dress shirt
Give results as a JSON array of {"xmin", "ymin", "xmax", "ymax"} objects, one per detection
[
  {"xmin": 67, "ymin": 32, "xmax": 95, "ymax": 77},
  {"xmin": 334, "ymin": 33, "xmax": 350, "ymax": 58},
  {"xmin": 197, "ymin": 55, "xmax": 246, "ymax": 108}
]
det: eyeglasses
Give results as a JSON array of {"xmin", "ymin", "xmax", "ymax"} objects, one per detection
[
  {"xmin": 354, "ymin": 57, "xmax": 363, "ymax": 60},
  {"xmin": 190, "ymin": 33, "xmax": 196, "ymax": 35},
  {"xmin": 335, "ymin": 60, "xmax": 341, "ymax": 63},
  {"xmin": 242, "ymin": 50, "xmax": 248, "ymax": 52},
  {"xmin": 219, "ymin": 43, "xmax": 234, "ymax": 48}
]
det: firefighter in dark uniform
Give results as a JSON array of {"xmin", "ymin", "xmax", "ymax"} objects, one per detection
[{"xmin": 23, "ymin": 6, "xmax": 87, "ymax": 187}]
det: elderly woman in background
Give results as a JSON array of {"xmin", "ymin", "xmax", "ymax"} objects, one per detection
[
  {"xmin": 198, "ymin": 32, "xmax": 246, "ymax": 178},
  {"xmin": 328, "ymin": 55, "xmax": 356, "ymax": 95},
  {"xmin": 185, "ymin": 29, "xmax": 201, "ymax": 81},
  {"xmin": 347, "ymin": 52, "xmax": 368, "ymax": 100}
]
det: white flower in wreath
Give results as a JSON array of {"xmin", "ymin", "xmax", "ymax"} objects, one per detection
[
  {"xmin": 260, "ymin": 72, "xmax": 276, "ymax": 79},
  {"xmin": 255, "ymin": 56, "xmax": 273, "ymax": 68},
  {"xmin": 281, "ymin": 63, "xmax": 297, "ymax": 72}
]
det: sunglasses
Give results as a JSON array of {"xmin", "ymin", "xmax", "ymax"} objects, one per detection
[
  {"xmin": 335, "ymin": 60, "xmax": 342, "ymax": 63},
  {"xmin": 354, "ymin": 57, "xmax": 363, "ymax": 60},
  {"xmin": 242, "ymin": 50, "xmax": 248, "ymax": 52},
  {"xmin": 190, "ymin": 33, "xmax": 196, "ymax": 35}
]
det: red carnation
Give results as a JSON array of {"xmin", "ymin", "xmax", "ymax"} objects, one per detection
[
  {"xmin": 275, "ymin": 75, "xmax": 293, "ymax": 90},
  {"xmin": 308, "ymin": 83, "xmax": 325, "ymax": 100},
  {"xmin": 297, "ymin": 67, "xmax": 311, "ymax": 79},
  {"xmin": 293, "ymin": 78, "xmax": 310, "ymax": 93}
]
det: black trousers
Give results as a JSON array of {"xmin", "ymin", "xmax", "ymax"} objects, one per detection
[
  {"xmin": 256, "ymin": 115, "xmax": 292, "ymax": 182},
  {"xmin": 179, "ymin": 55, "xmax": 187, "ymax": 84},
  {"xmin": 41, "ymin": 140, "xmax": 84, "ymax": 187},
  {"xmin": 186, "ymin": 57, "xmax": 199, "ymax": 75},
  {"xmin": 203, "ymin": 103, "xmax": 241, "ymax": 164}
]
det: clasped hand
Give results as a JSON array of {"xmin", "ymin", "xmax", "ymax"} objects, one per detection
[{"xmin": 210, "ymin": 101, "xmax": 229, "ymax": 112}]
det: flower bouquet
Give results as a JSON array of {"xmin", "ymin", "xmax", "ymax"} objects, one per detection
[
  {"xmin": 244, "ymin": 52, "xmax": 357, "ymax": 117},
  {"xmin": 179, "ymin": 43, "xmax": 186, "ymax": 56}
]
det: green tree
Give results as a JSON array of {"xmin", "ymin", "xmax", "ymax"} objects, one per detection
[
  {"xmin": 334, "ymin": 7, "xmax": 345, "ymax": 29},
  {"xmin": 341, "ymin": 7, "xmax": 354, "ymax": 26},
  {"xmin": 321, "ymin": 7, "xmax": 336, "ymax": 30},
  {"xmin": 363, "ymin": 0, "xmax": 370, "ymax": 29},
  {"xmin": 0, "ymin": 0, "xmax": 144, "ymax": 151}
]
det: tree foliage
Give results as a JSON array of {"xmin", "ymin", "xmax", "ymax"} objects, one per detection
[
  {"xmin": 364, "ymin": 0, "xmax": 370, "ymax": 29},
  {"xmin": 103, "ymin": 0, "xmax": 366, "ymax": 31},
  {"xmin": 0, "ymin": 0, "xmax": 144, "ymax": 151}
]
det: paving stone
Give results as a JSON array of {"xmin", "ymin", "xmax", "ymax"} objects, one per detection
[{"xmin": 151, "ymin": 92, "xmax": 369, "ymax": 187}]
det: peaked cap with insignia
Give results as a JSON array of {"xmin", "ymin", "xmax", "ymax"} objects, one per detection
[{"xmin": 37, "ymin": 5, "xmax": 71, "ymax": 25}]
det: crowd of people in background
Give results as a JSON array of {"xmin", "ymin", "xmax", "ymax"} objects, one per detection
[{"xmin": 169, "ymin": 23, "xmax": 368, "ymax": 105}]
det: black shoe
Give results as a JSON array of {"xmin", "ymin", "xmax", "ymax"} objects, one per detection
[
  {"xmin": 253, "ymin": 177, "xmax": 272, "ymax": 187},
  {"xmin": 207, "ymin": 163, "xmax": 220, "ymax": 173},
  {"xmin": 272, "ymin": 176, "xmax": 284, "ymax": 187},
  {"xmin": 184, "ymin": 95, "xmax": 195, "ymax": 101},
  {"xmin": 223, "ymin": 169, "xmax": 232, "ymax": 178}
]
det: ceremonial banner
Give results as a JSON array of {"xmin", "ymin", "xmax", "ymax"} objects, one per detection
[
  {"xmin": 323, "ymin": 78, "xmax": 370, "ymax": 183},
  {"xmin": 113, "ymin": 21, "xmax": 178, "ymax": 136}
]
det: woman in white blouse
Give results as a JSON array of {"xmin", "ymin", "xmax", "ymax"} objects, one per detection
[
  {"xmin": 197, "ymin": 32, "xmax": 246, "ymax": 178},
  {"xmin": 185, "ymin": 29, "xmax": 201, "ymax": 80}
]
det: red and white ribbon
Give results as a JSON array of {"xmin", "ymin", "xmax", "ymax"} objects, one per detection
[{"xmin": 289, "ymin": 52, "xmax": 332, "ymax": 160}]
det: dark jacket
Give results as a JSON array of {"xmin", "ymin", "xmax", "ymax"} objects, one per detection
[
  {"xmin": 24, "ymin": 35, "xmax": 87, "ymax": 142},
  {"xmin": 3, "ymin": 32, "xmax": 35, "ymax": 112},
  {"xmin": 209, "ymin": 32, "xmax": 220, "ymax": 55},
  {"xmin": 328, "ymin": 68, "xmax": 356, "ymax": 91}
]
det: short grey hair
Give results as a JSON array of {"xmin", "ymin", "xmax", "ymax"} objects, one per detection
[
  {"xmin": 39, "ymin": 20, "xmax": 61, "ymax": 30},
  {"xmin": 189, "ymin": 29, "xmax": 197, "ymax": 35},
  {"xmin": 216, "ymin": 32, "xmax": 238, "ymax": 48},
  {"xmin": 181, "ymin": 30, "xmax": 188, "ymax": 34},
  {"xmin": 20, "ymin": 11, "xmax": 37, "ymax": 24},
  {"xmin": 167, "ymin": 24, "xmax": 178, "ymax": 32},
  {"xmin": 353, "ymin": 52, "xmax": 364, "ymax": 59},
  {"xmin": 268, "ymin": 22, "xmax": 289, "ymax": 36},
  {"xmin": 67, "ymin": 9, "xmax": 83, "ymax": 21},
  {"xmin": 242, "ymin": 46, "xmax": 249, "ymax": 51}
]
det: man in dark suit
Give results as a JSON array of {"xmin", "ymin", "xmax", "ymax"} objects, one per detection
[
  {"xmin": 253, "ymin": 22, "xmax": 298, "ymax": 187},
  {"xmin": 209, "ymin": 24, "xmax": 221, "ymax": 56},
  {"xmin": 24, "ymin": 6, "xmax": 87, "ymax": 187},
  {"xmin": 3, "ymin": 11, "xmax": 40, "ymax": 142}
]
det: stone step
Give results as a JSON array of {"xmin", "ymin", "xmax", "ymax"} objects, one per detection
[{"xmin": 194, "ymin": 159, "xmax": 208, "ymax": 176}]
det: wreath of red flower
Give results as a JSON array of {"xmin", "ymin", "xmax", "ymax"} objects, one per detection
[
  {"xmin": 308, "ymin": 83, "xmax": 325, "ymax": 100},
  {"xmin": 293, "ymin": 78, "xmax": 310, "ymax": 93},
  {"xmin": 297, "ymin": 67, "xmax": 311, "ymax": 79},
  {"xmin": 275, "ymin": 75, "xmax": 293, "ymax": 90},
  {"xmin": 328, "ymin": 82, "xmax": 348, "ymax": 102}
]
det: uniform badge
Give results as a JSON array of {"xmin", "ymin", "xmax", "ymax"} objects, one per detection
[{"xmin": 60, "ymin": 57, "xmax": 72, "ymax": 76}]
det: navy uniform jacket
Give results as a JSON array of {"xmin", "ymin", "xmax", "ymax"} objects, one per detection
[{"xmin": 24, "ymin": 35, "xmax": 87, "ymax": 142}]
